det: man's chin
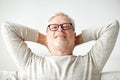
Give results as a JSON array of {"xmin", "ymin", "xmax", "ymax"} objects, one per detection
[{"xmin": 54, "ymin": 42, "xmax": 68, "ymax": 49}]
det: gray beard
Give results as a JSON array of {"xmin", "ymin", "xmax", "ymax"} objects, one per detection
[{"xmin": 53, "ymin": 41, "xmax": 68, "ymax": 51}]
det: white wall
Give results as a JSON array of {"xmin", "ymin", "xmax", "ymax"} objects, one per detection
[{"xmin": 0, "ymin": 0, "xmax": 120, "ymax": 72}]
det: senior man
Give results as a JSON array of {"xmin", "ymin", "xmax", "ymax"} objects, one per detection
[{"xmin": 1, "ymin": 12, "xmax": 119, "ymax": 80}]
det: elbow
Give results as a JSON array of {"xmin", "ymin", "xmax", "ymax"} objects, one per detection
[
  {"xmin": 112, "ymin": 20, "xmax": 120, "ymax": 39},
  {"xmin": 1, "ymin": 21, "xmax": 10, "ymax": 30},
  {"xmin": 114, "ymin": 19, "xmax": 119, "ymax": 31},
  {"xmin": 1, "ymin": 21, "xmax": 14, "ymax": 34}
]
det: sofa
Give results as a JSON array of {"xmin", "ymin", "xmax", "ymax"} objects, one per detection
[
  {"xmin": 0, "ymin": 71, "xmax": 120, "ymax": 80},
  {"xmin": 101, "ymin": 71, "xmax": 120, "ymax": 80}
]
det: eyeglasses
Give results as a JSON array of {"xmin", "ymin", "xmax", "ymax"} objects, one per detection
[{"xmin": 47, "ymin": 23, "xmax": 73, "ymax": 31}]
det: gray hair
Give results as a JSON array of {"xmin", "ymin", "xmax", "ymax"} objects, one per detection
[{"xmin": 48, "ymin": 12, "xmax": 75, "ymax": 31}]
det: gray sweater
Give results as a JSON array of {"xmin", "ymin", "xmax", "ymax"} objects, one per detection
[{"xmin": 1, "ymin": 20, "xmax": 119, "ymax": 80}]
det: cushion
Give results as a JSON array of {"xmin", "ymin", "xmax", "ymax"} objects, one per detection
[
  {"xmin": 101, "ymin": 71, "xmax": 120, "ymax": 80},
  {"xmin": 0, "ymin": 71, "xmax": 18, "ymax": 80}
]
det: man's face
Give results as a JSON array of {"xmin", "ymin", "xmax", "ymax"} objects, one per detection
[{"xmin": 46, "ymin": 16, "xmax": 76, "ymax": 53}]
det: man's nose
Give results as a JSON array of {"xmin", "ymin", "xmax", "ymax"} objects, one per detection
[{"xmin": 57, "ymin": 26, "xmax": 63, "ymax": 31}]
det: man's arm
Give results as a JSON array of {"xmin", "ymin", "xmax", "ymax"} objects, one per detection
[
  {"xmin": 81, "ymin": 20, "xmax": 119, "ymax": 71},
  {"xmin": 1, "ymin": 22, "xmax": 40, "ymax": 69}
]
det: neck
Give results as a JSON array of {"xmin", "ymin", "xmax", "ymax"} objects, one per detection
[{"xmin": 51, "ymin": 51, "xmax": 73, "ymax": 56}]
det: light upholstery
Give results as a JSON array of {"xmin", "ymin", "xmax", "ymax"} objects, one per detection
[
  {"xmin": 0, "ymin": 71, "xmax": 120, "ymax": 80},
  {"xmin": 101, "ymin": 71, "xmax": 120, "ymax": 80},
  {"xmin": 0, "ymin": 71, "xmax": 18, "ymax": 80}
]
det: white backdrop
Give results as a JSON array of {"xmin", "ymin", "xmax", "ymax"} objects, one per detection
[{"xmin": 0, "ymin": 0, "xmax": 120, "ymax": 72}]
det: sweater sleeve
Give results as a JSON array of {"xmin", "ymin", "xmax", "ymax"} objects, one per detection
[
  {"xmin": 82, "ymin": 20, "xmax": 119, "ymax": 71},
  {"xmin": 1, "ymin": 22, "xmax": 39, "ymax": 69}
]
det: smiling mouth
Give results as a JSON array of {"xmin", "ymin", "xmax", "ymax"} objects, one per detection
[{"xmin": 55, "ymin": 35, "xmax": 66, "ymax": 38}]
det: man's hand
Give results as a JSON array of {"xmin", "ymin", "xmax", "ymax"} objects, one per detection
[
  {"xmin": 37, "ymin": 33, "xmax": 47, "ymax": 47},
  {"xmin": 75, "ymin": 34, "xmax": 84, "ymax": 47}
]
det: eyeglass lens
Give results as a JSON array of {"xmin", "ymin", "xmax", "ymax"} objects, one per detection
[{"xmin": 48, "ymin": 23, "xmax": 72, "ymax": 31}]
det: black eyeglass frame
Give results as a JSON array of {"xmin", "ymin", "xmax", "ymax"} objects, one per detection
[{"xmin": 47, "ymin": 23, "xmax": 74, "ymax": 31}]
